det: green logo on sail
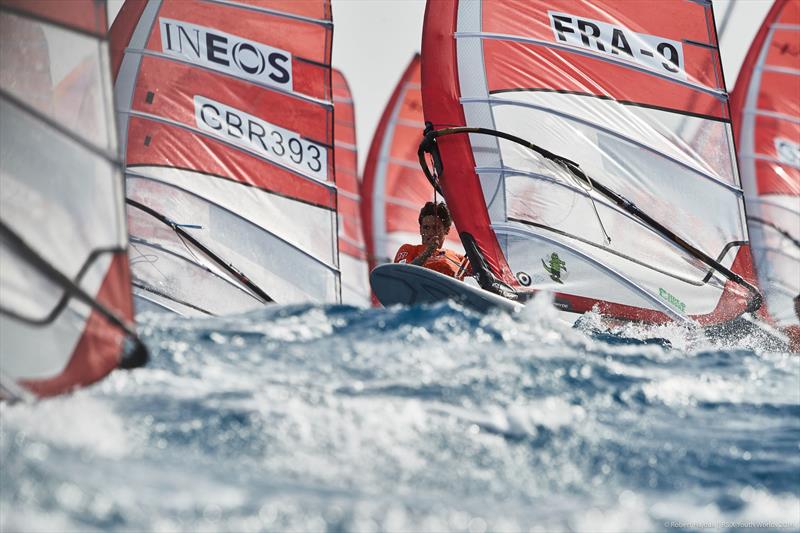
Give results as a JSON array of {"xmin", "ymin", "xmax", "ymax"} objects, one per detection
[
  {"xmin": 659, "ymin": 288, "xmax": 686, "ymax": 312},
  {"xmin": 542, "ymin": 252, "xmax": 567, "ymax": 284}
]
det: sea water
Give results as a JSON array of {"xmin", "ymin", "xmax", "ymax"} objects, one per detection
[{"xmin": 1, "ymin": 295, "xmax": 798, "ymax": 532}]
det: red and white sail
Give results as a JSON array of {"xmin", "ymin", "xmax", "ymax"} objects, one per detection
[
  {"xmin": 110, "ymin": 0, "xmax": 339, "ymax": 315},
  {"xmin": 421, "ymin": 0, "xmax": 757, "ymax": 324},
  {"xmin": 730, "ymin": 0, "xmax": 799, "ymax": 336},
  {"xmin": 333, "ymin": 69, "xmax": 369, "ymax": 305},
  {"xmin": 362, "ymin": 54, "xmax": 462, "ymax": 274},
  {"xmin": 0, "ymin": 0, "xmax": 143, "ymax": 398}
]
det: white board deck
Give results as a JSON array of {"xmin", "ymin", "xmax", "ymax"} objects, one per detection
[{"xmin": 370, "ymin": 263, "xmax": 522, "ymax": 313}]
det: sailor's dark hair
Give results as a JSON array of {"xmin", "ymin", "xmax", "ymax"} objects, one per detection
[{"xmin": 418, "ymin": 201, "xmax": 452, "ymax": 231}]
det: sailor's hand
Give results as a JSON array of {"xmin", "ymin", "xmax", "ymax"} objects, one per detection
[{"xmin": 412, "ymin": 241, "xmax": 438, "ymax": 266}]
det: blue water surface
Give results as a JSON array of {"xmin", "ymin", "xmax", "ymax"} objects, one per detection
[{"xmin": 1, "ymin": 296, "xmax": 798, "ymax": 532}]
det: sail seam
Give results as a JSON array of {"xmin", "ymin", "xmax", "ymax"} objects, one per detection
[
  {"xmin": 203, "ymin": 0, "xmax": 333, "ymax": 26},
  {"xmin": 749, "ymin": 245, "xmax": 799, "ymax": 262},
  {"xmin": 394, "ymin": 118, "xmax": 426, "ymax": 128},
  {"xmin": 503, "ymin": 216, "xmax": 742, "ymax": 287},
  {"xmin": 121, "ymin": 48, "xmax": 333, "ymax": 108},
  {"xmin": 739, "ymin": 153, "xmax": 800, "ymax": 171},
  {"xmin": 0, "ymin": 90, "xmax": 118, "ymax": 164},
  {"xmin": 337, "ymin": 189, "xmax": 361, "ymax": 202},
  {"xmin": 0, "ymin": 3, "xmax": 108, "ymax": 40},
  {"xmin": 683, "ymin": 39, "xmax": 716, "ymax": 50},
  {"xmin": 127, "ymin": 175, "xmax": 340, "ymax": 272},
  {"xmin": 494, "ymin": 223, "xmax": 689, "ymax": 322},
  {"xmin": 380, "ymin": 196, "xmax": 420, "ymax": 210},
  {"xmin": 744, "ymin": 198, "xmax": 800, "ymax": 214},
  {"xmin": 121, "ymin": 109, "xmax": 337, "ymax": 189},
  {"xmin": 338, "ymin": 234, "xmax": 367, "ymax": 251},
  {"xmin": 371, "ymin": 65, "xmax": 417, "ymax": 261},
  {"xmin": 131, "ymin": 280, "xmax": 215, "ymax": 315},
  {"xmin": 335, "ymin": 141, "xmax": 358, "ymax": 151},
  {"xmin": 454, "ymin": 31, "xmax": 727, "ymax": 99},
  {"xmin": 488, "ymin": 87, "xmax": 730, "ymax": 123},
  {"xmin": 335, "ymin": 168, "xmax": 360, "ymax": 180},
  {"xmin": 0, "ymin": 246, "xmax": 125, "ymax": 326},
  {"xmin": 383, "ymin": 157, "xmax": 420, "ymax": 170},
  {"xmin": 479, "ymin": 166, "xmax": 642, "ymax": 222},
  {"xmin": 124, "ymin": 165, "xmax": 334, "ymax": 211},
  {"xmin": 762, "ymin": 279, "xmax": 799, "ymax": 296},
  {"xmin": 759, "ymin": 65, "xmax": 800, "ymax": 76},
  {"xmin": 463, "ymin": 96, "xmax": 744, "ymax": 193},
  {"xmin": 742, "ymin": 108, "xmax": 800, "ymax": 124},
  {"xmin": 129, "ymin": 237, "xmax": 263, "ymax": 297}
]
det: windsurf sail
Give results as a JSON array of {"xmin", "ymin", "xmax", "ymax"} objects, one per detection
[
  {"xmin": 361, "ymin": 54, "xmax": 462, "ymax": 275},
  {"xmin": 730, "ymin": 0, "xmax": 799, "ymax": 338},
  {"xmin": 0, "ymin": 0, "xmax": 147, "ymax": 399},
  {"xmin": 110, "ymin": 0, "xmax": 339, "ymax": 316},
  {"xmin": 333, "ymin": 69, "xmax": 369, "ymax": 305},
  {"xmin": 420, "ymin": 0, "xmax": 759, "ymax": 324}
]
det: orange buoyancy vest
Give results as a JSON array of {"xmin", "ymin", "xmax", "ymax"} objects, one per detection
[{"xmin": 393, "ymin": 244, "xmax": 470, "ymax": 279}]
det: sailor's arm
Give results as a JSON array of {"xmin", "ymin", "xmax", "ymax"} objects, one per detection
[
  {"xmin": 411, "ymin": 242, "xmax": 438, "ymax": 266},
  {"xmin": 393, "ymin": 244, "xmax": 412, "ymax": 263}
]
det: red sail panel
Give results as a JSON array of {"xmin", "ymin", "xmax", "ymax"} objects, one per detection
[
  {"xmin": 111, "ymin": 0, "xmax": 339, "ymax": 310},
  {"xmin": 124, "ymin": 117, "xmax": 335, "ymax": 209},
  {"xmin": 362, "ymin": 54, "xmax": 461, "ymax": 274},
  {"xmin": 421, "ymin": 2, "xmax": 515, "ymax": 286},
  {"xmin": 231, "ymin": 0, "xmax": 330, "ymax": 21},
  {"xmin": 1, "ymin": 2, "xmax": 137, "ymax": 398},
  {"xmin": 422, "ymin": 0, "xmax": 753, "ymax": 324},
  {"xmin": 730, "ymin": 0, "xmax": 800, "ymax": 335},
  {"xmin": 20, "ymin": 256, "xmax": 134, "ymax": 398},
  {"xmin": 109, "ymin": 0, "xmax": 146, "ymax": 79},
  {"xmin": 333, "ymin": 68, "xmax": 369, "ymax": 303},
  {"xmin": 479, "ymin": 1, "xmax": 728, "ymax": 119}
]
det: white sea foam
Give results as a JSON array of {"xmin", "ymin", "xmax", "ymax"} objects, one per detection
[
  {"xmin": 1, "ymin": 392, "xmax": 130, "ymax": 459},
  {"xmin": 2, "ymin": 302, "xmax": 796, "ymax": 531}
]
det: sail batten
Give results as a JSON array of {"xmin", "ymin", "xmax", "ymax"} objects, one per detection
[
  {"xmin": 454, "ymin": 31, "xmax": 730, "ymax": 99},
  {"xmin": 332, "ymin": 69, "xmax": 369, "ymax": 305},
  {"xmin": 421, "ymin": 0, "xmax": 756, "ymax": 324},
  {"xmin": 122, "ymin": 109, "xmax": 336, "ymax": 186},
  {"xmin": 117, "ymin": 48, "xmax": 334, "ymax": 107},
  {"xmin": 1, "ymin": 0, "xmax": 146, "ymax": 397},
  {"xmin": 730, "ymin": 0, "xmax": 799, "ymax": 339},
  {"xmin": 462, "ymin": 95, "xmax": 742, "ymax": 191},
  {"xmin": 112, "ymin": 0, "xmax": 339, "ymax": 314},
  {"xmin": 362, "ymin": 54, "xmax": 464, "ymax": 293}
]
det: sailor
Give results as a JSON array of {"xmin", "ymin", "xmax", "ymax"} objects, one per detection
[
  {"xmin": 791, "ymin": 294, "xmax": 800, "ymax": 352},
  {"xmin": 393, "ymin": 201, "xmax": 469, "ymax": 279}
]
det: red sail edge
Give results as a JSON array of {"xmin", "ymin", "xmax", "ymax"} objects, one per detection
[
  {"xmin": 333, "ymin": 68, "xmax": 370, "ymax": 304},
  {"xmin": 364, "ymin": 54, "xmax": 462, "ymax": 278},
  {"xmin": 1, "ymin": 0, "xmax": 138, "ymax": 398},
  {"xmin": 20, "ymin": 255, "xmax": 134, "ymax": 397},
  {"xmin": 362, "ymin": 55, "xmax": 421, "ymax": 273},
  {"xmin": 111, "ymin": 0, "xmax": 339, "ymax": 311},
  {"xmin": 420, "ymin": 1, "xmax": 517, "ymax": 288},
  {"xmin": 730, "ymin": 0, "xmax": 800, "ymax": 344},
  {"xmin": 421, "ymin": 0, "xmax": 756, "ymax": 325}
]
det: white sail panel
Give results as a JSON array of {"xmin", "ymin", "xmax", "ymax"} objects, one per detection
[
  {"xmin": 421, "ymin": 0, "xmax": 757, "ymax": 324},
  {"xmin": 110, "ymin": 0, "xmax": 339, "ymax": 314},
  {"xmin": 1, "ymin": 1, "xmax": 143, "ymax": 398},
  {"xmin": 730, "ymin": 0, "xmax": 799, "ymax": 339}
]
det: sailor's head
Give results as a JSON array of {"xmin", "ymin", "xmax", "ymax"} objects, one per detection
[{"xmin": 418, "ymin": 201, "xmax": 451, "ymax": 249}]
